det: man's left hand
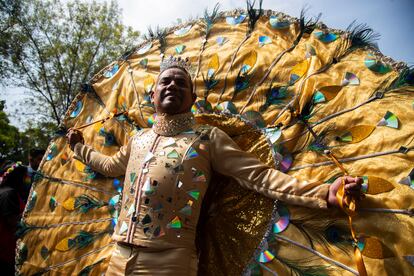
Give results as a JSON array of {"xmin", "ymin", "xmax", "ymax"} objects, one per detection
[{"xmin": 328, "ymin": 176, "xmax": 364, "ymax": 207}]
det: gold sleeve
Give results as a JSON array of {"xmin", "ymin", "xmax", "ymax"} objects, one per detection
[
  {"xmin": 209, "ymin": 127, "xmax": 329, "ymax": 209},
  {"xmin": 73, "ymin": 140, "xmax": 131, "ymax": 177}
]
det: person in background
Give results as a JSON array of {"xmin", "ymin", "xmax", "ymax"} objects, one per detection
[{"xmin": 0, "ymin": 149, "xmax": 45, "ymax": 275}]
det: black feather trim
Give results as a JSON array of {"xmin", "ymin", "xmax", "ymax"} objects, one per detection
[
  {"xmin": 246, "ymin": 0, "xmax": 263, "ymax": 35},
  {"xmin": 80, "ymin": 83, "xmax": 105, "ymax": 107},
  {"xmin": 346, "ymin": 20, "xmax": 380, "ymax": 51},
  {"xmin": 144, "ymin": 26, "xmax": 167, "ymax": 54},
  {"xmin": 294, "ymin": 7, "xmax": 321, "ymax": 45},
  {"xmin": 389, "ymin": 65, "xmax": 414, "ymax": 89},
  {"xmin": 202, "ymin": 3, "xmax": 220, "ymax": 37}
]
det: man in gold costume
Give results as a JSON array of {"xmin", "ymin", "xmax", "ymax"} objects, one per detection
[{"xmin": 67, "ymin": 57, "xmax": 362, "ymax": 275}]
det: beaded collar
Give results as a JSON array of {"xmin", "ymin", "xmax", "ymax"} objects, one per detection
[{"xmin": 152, "ymin": 112, "xmax": 195, "ymax": 136}]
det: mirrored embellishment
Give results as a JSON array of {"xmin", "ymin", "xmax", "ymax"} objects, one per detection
[
  {"xmin": 127, "ymin": 204, "xmax": 135, "ymax": 217},
  {"xmin": 258, "ymin": 36, "xmax": 272, "ymax": 47},
  {"xmin": 163, "ymin": 138, "xmax": 176, "ymax": 148},
  {"xmin": 142, "ymin": 168, "xmax": 149, "ymax": 174},
  {"xmin": 137, "ymin": 43, "xmax": 152, "ymax": 55},
  {"xmin": 119, "ymin": 221, "xmax": 128, "ymax": 234},
  {"xmin": 141, "ymin": 214, "xmax": 152, "ymax": 225},
  {"xmin": 215, "ymin": 101, "xmax": 238, "ymax": 114},
  {"xmin": 142, "ymin": 178, "xmax": 154, "ymax": 195},
  {"xmin": 404, "ymin": 256, "xmax": 414, "ymax": 267},
  {"xmin": 85, "ymin": 115, "xmax": 94, "ymax": 124},
  {"xmin": 305, "ymin": 44, "xmax": 316, "ymax": 58},
  {"xmin": 147, "ymin": 114, "xmax": 155, "ymax": 127},
  {"xmin": 177, "ymin": 181, "xmax": 184, "ymax": 188},
  {"xmin": 112, "ymin": 80, "xmax": 119, "ymax": 91},
  {"xmin": 313, "ymin": 91, "xmax": 326, "ymax": 103},
  {"xmin": 144, "ymin": 152, "xmax": 155, "ymax": 163},
  {"xmin": 361, "ymin": 176, "xmax": 369, "ymax": 193},
  {"xmin": 258, "ymin": 250, "xmax": 275, "ymax": 263},
  {"xmin": 103, "ymin": 64, "xmax": 119, "ymax": 78},
  {"xmin": 273, "ymin": 204, "xmax": 290, "ymax": 233},
  {"xmin": 139, "ymin": 58, "xmax": 148, "ymax": 68},
  {"xmin": 167, "ymin": 216, "xmax": 182, "ymax": 229},
  {"xmin": 364, "ymin": 54, "xmax": 391, "ymax": 74},
  {"xmin": 46, "ymin": 143, "xmax": 58, "ymax": 161},
  {"xmin": 153, "ymin": 226, "xmax": 165, "ymax": 237},
  {"xmin": 188, "ymin": 190, "xmax": 200, "ymax": 200},
  {"xmin": 242, "ymin": 111, "xmax": 266, "ymax": 128},
  {"xmin": 167, "ymin": 149, "xmax": 179, "ymax": 159},
  {"xmin": 269, "ymin": 15, "xmax": 290, "ymax": 29},
  {"xmin": 113, "ymin": 179, "xmax": 122, "ymax": 192},
  {"xmin": 174, "ymin": 25, "xmax": 192, "ymax": 36},
  {"xmin": 182, "ymin": 130, "xmax": 195, "ymax": 135},
  {"xmin": 226, "ymin": 14, "xmax": 246, "ymax": 25},
  {"xmin": 70, "ymin": 101, "xmax": 83, "ymax": 118},
  {"xmin": 265, "ymin": 127, "xmax": 282, "ymax": 144},
  {"xmin": 179, "ymin": 200, "xmax": 193, "ymax": 215},
  {"xmin": 216, "ymin": 36, "xmax": 228, "ymax": 46},
  {"xmin": 377, "ymin": 111, "xmax": 399, "ymax": 129},
  {"xmin": 159, "ymin": 151, "xmax": 165, "ymax": 156},
  {"xmin": 314, "ymin": 31, "xmax": 339, "ymax": 43},
  {"xmin": 342, "ymin": 72, "xmax": 360, "ymax": 86},
  {"xmin": 356, "ymin": 237, "xmax": 365, "ymax": 251},
  {"xmin": 398, "ymin": 168, "xmax": 414, "ymax": 189},
  {"xmin": 175, "ymin": 44, "xmax": 186, "ymax": 54},
  {"xmin": 130, "ymin": 172, "xmax": 137, "ymax": 183},
  {"xmin": 273, "ymin": 145, "xmax": 293, "ymax": 172},
  {"xmin": 186, "ymin": 147, "xmax": 199, "ymax": 159},
  {"xmin": 111, "ymin": 217, "xmax": 118, "ymax": 228},
  {"xmin": 192, "ymin": 168, "xmax": 206, "ymax": 182},
  {"xmin": 109, "ymin": 195, "xmax": 120, "ymax": 207}
]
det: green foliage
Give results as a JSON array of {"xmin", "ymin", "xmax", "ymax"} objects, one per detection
[
  {"xmin": 1, "ymin": 0, "xmax": 139, "ymax": 125},
  {"xmin": 0, "ymin": 99, "xmax": 54, "ymax": 162},
  {"xmin": 0, "ymin": 100, "xmax": 20, "ymax": 159},
  {"xmin": 0, "ymin": 0, "xmax": 22, "ymax": 78}
]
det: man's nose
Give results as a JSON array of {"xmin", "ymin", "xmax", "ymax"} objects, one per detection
[{"xmin": 167, "ymin": 79, "xmax": 178, "ymax": 88}]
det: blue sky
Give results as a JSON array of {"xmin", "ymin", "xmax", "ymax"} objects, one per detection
[
  {"xmin": 2, "ymin": 0, "xmax": 413, "ymax": 128},
  {"xmin": 119, "ymin": 0, "xmax": 413, "ymax": 63}
]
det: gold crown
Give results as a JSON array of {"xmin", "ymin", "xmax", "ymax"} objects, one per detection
[{"xmin": 160, "ymin": 55, "xmax": 192, "ymax": 75}]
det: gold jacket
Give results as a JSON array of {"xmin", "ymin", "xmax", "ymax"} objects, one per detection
[{"xmin": 74, "ymin": 112, "xmax": 329, "ymax": 249}]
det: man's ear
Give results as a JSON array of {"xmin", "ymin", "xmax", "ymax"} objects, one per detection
[{"xmin": 150, "ymin": 90, "xmax": 155, "ymax": 103}]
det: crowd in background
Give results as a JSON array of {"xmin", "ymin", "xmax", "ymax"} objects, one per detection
[{"xmin": 0, "ymin": 149, "xmax": 45, "ymax": 275}]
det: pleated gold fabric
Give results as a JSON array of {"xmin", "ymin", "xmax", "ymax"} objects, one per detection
[
  {"xmin": 105, "ymin": 243, "xmax": 198, "ymax": 276},
  {"xmin": 17, "ymin": 7, "xmax": 414, "ymax": 276}
]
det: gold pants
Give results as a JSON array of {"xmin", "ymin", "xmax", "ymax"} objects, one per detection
[{"xmin": 105, "ymin": 243, "xmax": 198, "ymax": 275}]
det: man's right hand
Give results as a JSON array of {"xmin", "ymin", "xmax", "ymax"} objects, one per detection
[{"xmin": 66, "ymin": 129, "xmax": 84, "ymax": 150}]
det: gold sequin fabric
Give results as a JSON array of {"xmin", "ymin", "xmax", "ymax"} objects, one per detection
[{"xmin": 152, "ymin": 112, "xmax": 196, "ymax": 136}]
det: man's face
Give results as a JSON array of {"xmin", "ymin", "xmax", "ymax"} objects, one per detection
[{"xmin": 151, "ymin": 67, "xmax": 195, "ymax": 115}]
